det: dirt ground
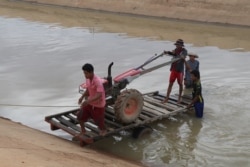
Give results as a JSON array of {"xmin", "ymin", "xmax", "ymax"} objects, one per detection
[
  {"xmin": 0, "ymin": 117, "xmax": 143, "ymax": 167},
  {"xmin": 22, "ymin": 0, "xmax": 250, "ymax": 27}
]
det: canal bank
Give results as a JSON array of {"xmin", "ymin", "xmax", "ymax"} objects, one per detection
[
  {"xmin": 0, "ymin": 117, "xmax": 144, "ymax": 167},
  {"xmin": 20, "ymin": 0, "xmax": 250, "ymax": 27}
]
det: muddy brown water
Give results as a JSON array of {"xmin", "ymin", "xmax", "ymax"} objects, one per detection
[{"xmin": 0, "ymin": 1, "xmax": 250, "ymax": 167}]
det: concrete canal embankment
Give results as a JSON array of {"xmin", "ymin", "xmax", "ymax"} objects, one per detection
[{"xmin": 22, "ymin": 0, "xmax": 250, "ymax": 26}]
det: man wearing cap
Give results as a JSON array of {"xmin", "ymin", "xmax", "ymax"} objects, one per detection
[
  {"xmin": 184, "ymin": 53, "xmax": 199, "ymax": 88},
  {"xmin": 163, "ymin": 39, "xmax": 188, "ymax": 104}
]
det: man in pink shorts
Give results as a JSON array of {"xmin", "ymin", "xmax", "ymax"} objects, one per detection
[
  {"xmin": 77, "ymin": 63, "xmax": 106, "ymax": 136},
  {"xmin": 162, "ymin": 39, "xmax": 188, "ymax": 104}
]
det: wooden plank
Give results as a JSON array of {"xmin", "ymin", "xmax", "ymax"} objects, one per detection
[
  {"xmin": 168, "ymin": 107, "xmax": 187, "ymax": 116},
  {"xmin": 153, "ymin": 93, "xmax": 166, "ymax": 100},
  {"xmin": 144, "ymin": 102, "xmax": 170, "ymax": 115},
  {"xmin": 50, "ymin": 123, "xmax": 60, "ymax": 131},
  {"xmin": 141, "ymin": 107, "xmax": 159, "ymax": 117},
  {"xmin": 137, "ymin": 114, "xmax": 150, "ymax": 121},
  {"xmin": 47, "ymin": 119, "xmax": 77, "ymax": 136},
  {"xmin": 145, "ymin": 98, "xmax": 176, "ymax": 112},
  {"xmin": 104, "ymin": 119, "xmax": 123, "ymax": 128},
  {"xmin": 56, "ymin": 116, "xmax": 81, "ymax": 132},
  {"xmin": 105, "ymin": 106, "xmax": 116, "ymax": 116},
  {"xmin": 72, "ymin": 135, "xmax": 94, "ymax": 146},
  {"xmin": 82, "ymin": 132, "xmax": 96, "ymax": 138},
  {"xmin": 48, "ymin": 118, "xmax": 61, "ymax": 130},
  {"xmin": 101, "ymin": 107, "xmax": 187, "ymax": 135},
  {"xmin": 137, "ymin": 113, "xmax": 149, "ymax": 120},
  {"xmin": 64, "ymin": 113, "xmax": 78, "ymax": 124},
  {"xmin": 105, "ymin": 105, "xmax": 151, "ymax": 122},
  {"xmin": 55, "ymin": 116, "xmax": 97, "ymax": 138},
  {"xmin": 79, "ymin": 122, "xmax": 98, "ymax": 138},
  {"xmin": 149, "ymin": 95, "xmax": 180, "ymax": 109},
  {"xmin": 45, "ymin": 108, "xmax": 79, "ymax": 120},
  {"xmin": 155, "ymin": 93, "xmax": 184, "ymax": 105},
  {"xmin": 64, "ymin": 113, "xmax": 118, "ymax": 137},
  {"xmin": 104, "ymin": 111, "xmax": 116, "ymax": 121},
  {"xmin": 106, "ymin": 107, "xmax": 151, "ymax": 123},
  {"xmin": 157, "ymin": 92, "xmax": 191, "ymax": 105},
  {"xmin": 170, "ymin": 94, "xmax": 191, "ymax": 105},
  {"xmin": 144, "ymin": 95, "xmax": 177, "ymax": 111},
  {"xmin": 142, "ymin": 91, "xmax": 159, "ymax": 96},
  {"xmin": 152, "ymin": 95, "xmax": 186, "ymax": 109},
  {"xmin": 106, "ymin": 106, "xmax": 115, "ymax": 113},
  {"xmin": 140, "ymin": 106, "xmax": 185, "ymax": 125},
  {"xmin": 84, "ymin": 122, "xmax": 99, "ymax": 134},
  {"xmin": 168, "ymin": 101, "xmax": 187, "ymax": 109},
  {"xmin": 143, "ymin": 107, "xmax": 165, "ymax": 117}
]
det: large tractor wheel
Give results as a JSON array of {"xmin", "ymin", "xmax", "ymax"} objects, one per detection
[{"xmin": 114, "ymin": 89, "xmax": 144, "ymax": 124}]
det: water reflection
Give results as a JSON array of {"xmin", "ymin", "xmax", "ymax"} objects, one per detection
[
  {"xmin": 143, "ymin": 115, "xmax": 202, "ymax": 166},
  {"xmin": 91, "ymin": 114, "xmax": 202, "ymax": 166},
  {"xmin": 1, "ymin": 0, "xmax": 250, "ymax": 51}
]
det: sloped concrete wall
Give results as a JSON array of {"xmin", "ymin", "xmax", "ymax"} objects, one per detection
[{"xmin": 22, "ymin": 0, "xmax": 250, "ymax": 26}]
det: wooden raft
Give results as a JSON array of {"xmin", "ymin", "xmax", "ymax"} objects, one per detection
[{"xmin": 45, "ymin": 91, "xmax": 192, "ymax": 146}]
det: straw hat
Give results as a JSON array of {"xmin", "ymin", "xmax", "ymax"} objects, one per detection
[
  {"xmin": 174, "ymin": 39, "xmax": 184, "ymax": 46},
  {"xmin": 188, "ymin": 52, "xmax": 199, "ymax": 58}
]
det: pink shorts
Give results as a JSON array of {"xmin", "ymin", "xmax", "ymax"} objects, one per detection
[
  {"xmin": 169, "ymin": 71, "xmax": 183, "ymax": 84},
  {"xmin": 77, "ymin": 104, "xmax": 105, "ymax": 130}
]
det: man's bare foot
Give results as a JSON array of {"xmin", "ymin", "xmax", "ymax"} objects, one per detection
[
  {"xmin": 177, "ymin": 98, "xmax": 182, "ymax": 104},
  {"xmin": 162, "ymin": 98, "xmax": 168, "ymax": 103},
  {"xmin": 72, "ymin": 131, "xmax": 85, "ymax": 141},
  {"xmin": 75, "ymin": 131, "xmax": 86, "ymax": 137},
  {"xmin": 99, "ymin": 130, "xmax": 107, "ymax": 136}
]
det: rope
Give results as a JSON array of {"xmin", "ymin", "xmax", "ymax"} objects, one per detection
[{"xmin": 0, "ymin": 104, "xmax": 78, "ymax": 108}]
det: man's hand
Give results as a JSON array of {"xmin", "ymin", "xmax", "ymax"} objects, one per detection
[
  {"xmin": 79, "ymin": 100, "xmax": 89, "ymax": 109},
  {"xmin": 187, "ymin": 104, "xmax": 193, "ymax": 109},
  {"xmin": 164, "ymin": 50, "xmax": 172, "ymax": 55},
  {"xmin": 78, "ymin": 96, "xmax": 84, "ymax": 105}
]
